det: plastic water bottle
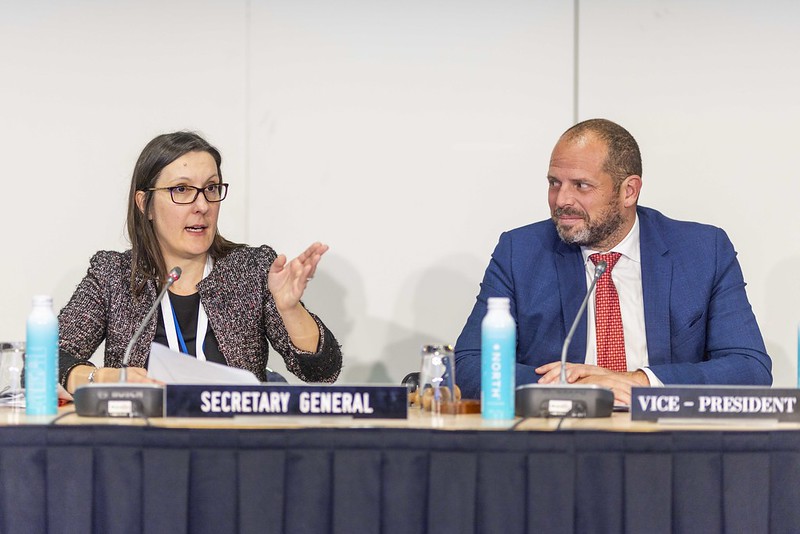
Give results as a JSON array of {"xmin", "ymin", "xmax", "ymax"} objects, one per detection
[
  {"xmin": 25, "ymin": 295, "xmax": 59, "ymax": 416},
  {"xmin": 481, "ymin": 297, "xmax": 516, "ymax": 419}
]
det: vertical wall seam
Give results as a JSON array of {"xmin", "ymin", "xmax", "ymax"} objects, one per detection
[
  {"xmin": 573, "ymin": 0, "xmax": 580, "ymax": 124},
  {"xmin": 243, "ymin": 0, "xmax": 252, "ymax": 244}
]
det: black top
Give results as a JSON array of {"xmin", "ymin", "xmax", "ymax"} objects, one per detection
[{"xmin": 152, "ymin": 292, "xmax": 227, "ymax": 365}]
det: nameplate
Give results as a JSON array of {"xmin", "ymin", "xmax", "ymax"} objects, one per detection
[
  {"xmin": 631, "ymin": 386, "xmax": 800, "ymax": 422},
  {"xmin": 165, "ymin": 384, "xmax": 408, "ymax": 419}
]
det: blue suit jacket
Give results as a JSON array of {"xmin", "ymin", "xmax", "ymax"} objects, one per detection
[{"xmin": 454, "ymin": 206, "xmax": 772, "ymax": 399}]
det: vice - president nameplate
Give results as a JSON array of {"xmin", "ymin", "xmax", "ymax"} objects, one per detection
[
  {"xmin": 631, "ymin": 386, "xmax": 800, "ymax": 422},
  {"xmin": 165, "ymin": 384, "xmax": 408, "ymax": 418}
]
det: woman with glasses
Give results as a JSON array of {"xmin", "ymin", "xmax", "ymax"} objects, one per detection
[{"xmin": 58, "ymin": 131, "xmax": 342, "ymax": 392}]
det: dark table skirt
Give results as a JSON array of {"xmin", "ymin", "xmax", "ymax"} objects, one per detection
[{"xmin": 0, "ymin": 425, "xmax": 796, "ymax": 534}]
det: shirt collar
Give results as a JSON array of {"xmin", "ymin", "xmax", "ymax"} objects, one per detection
[{"xmin": 581, "ymin": 214, "xmax": 641, "ymax": 265}]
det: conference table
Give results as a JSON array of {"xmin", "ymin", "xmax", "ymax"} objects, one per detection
[{"xmin": 1, "ymin": 405, "xmax": 799, "ymax": 534}]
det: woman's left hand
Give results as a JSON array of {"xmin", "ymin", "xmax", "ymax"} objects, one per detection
[{"xmin": 268, "ymin": 242, "xmax": 329, "ymax": 312}]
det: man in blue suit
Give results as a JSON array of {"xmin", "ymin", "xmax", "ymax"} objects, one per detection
[{"xmin": 455, "ymin": 119, "xmax": 772, "ymax": 404}]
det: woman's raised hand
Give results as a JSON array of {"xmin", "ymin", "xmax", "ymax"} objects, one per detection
[{"xmin": 268, "ymin": 242, "xmax": 329, "ymax": 312}]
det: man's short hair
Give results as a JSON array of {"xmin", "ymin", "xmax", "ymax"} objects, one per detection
[{"xmin": 562, "ymin": 119, "xmax": 642, "ymax": 188}]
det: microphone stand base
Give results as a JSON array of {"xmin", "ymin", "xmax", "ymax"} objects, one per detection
[
  {"xmin": 515, "ymin": 384, "xmax": 613, "ymax": 418},
  {"xmin": 73, "ymin": 383, "xmax": 164, "ymax": 418}
]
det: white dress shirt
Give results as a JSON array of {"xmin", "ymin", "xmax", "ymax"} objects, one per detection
[{"xmin": 581, "ymin": 215, "xmax": 662, "ymax": 386}]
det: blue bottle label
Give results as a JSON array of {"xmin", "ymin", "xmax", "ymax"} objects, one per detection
[
  {"xmin": 481, "ymin": 327, "xmax": 516, "ymax": 420},
  {"xmin": 26, "ymin": 319, "xmax": 59, "ymax": 416}
]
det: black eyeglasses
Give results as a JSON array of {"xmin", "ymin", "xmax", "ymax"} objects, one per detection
[{"xmin": 146, "ymin": 183, "xmax": 229, "ymax": 204}]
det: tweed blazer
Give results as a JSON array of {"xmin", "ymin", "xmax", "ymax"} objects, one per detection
[{"xmin": 58, "ymin": 245, "xmax": 342, "ymax": 385}]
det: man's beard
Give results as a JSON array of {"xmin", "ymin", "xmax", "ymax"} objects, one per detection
[{"xmin": 552, "ymin": 203, "xmax": 625, "ymax": 249}]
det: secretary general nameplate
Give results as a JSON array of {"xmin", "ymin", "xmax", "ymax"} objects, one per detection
[{"xmin": 165, "ymin": 384, "xmax": 408, "ymax": 418}]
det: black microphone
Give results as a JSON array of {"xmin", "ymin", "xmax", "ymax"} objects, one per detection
[
  {"xmin": 514, "ymin": 260, "xmax": 615, "ymax": 418},
  {"xmin": 119, "ymin": 266, "xmax": 181, "ymax": 383},
  {"xmin": 73, "ymin": 267, "xmax": 182, "ymax": 418}
]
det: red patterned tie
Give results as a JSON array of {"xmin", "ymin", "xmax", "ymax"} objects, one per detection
[{"xmin": 590, "ymin": 252, "xmax": 627, "ymax": 372}]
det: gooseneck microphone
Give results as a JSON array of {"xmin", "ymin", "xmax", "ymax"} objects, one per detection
[
  {"xmin": 559, "ymin": 261, "xmax": 606, "ymax": 383},
  {"xmin": 74, "ymin": 267, "xmax": 182, "ymax": 418},
  {"xmin": 514, "ymin": 260, "xmax": 615, "ymax": 418},
  {"xmin": 119, "ymin": 267, "xmax": 181, "ymax": 383}
]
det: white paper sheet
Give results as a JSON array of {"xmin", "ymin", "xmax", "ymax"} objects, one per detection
[{"xmin": 147, "ymin": 343, "xmax": 261, "ymax": 385}]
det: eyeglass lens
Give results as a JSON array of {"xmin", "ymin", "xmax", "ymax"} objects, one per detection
[{"xmin": 171, "ymin": 184, "xmax": 227, "ymax": 204}]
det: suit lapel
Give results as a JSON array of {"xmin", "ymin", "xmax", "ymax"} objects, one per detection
[
  {"xmin": 196, "ymin": 259, "xmax": 227, "ymax": 357},
  {"xmin": 639, "ymin": 210, "xmax": 672, "ymax": 365},
  {"xmin": 555, "ymin": 240, "xmax": 587, "ymax": 363}
]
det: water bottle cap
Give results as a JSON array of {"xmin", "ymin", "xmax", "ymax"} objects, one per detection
[
  {"xmin": 487, "ymin": 297, "xmax": 510, "ymax": 309},
  {"xmin": 32, "ymin": 295, "xmax": 53, "ymax": 306}
]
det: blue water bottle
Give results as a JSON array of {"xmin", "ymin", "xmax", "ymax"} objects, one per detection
[
  {"xmin": 481, "ymin": 297, "xmax": 516, "ymax": 419},
  {"xmin": 26, "ymin": 295, "xmax": 59, "ymax": 416}
]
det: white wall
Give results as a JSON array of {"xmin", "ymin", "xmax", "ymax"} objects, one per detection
[
  {"xmin": 1, "ymin": 1, "xmax": 797, "ymax": 386},
  {"xmin": 578, "ymin": 0, "xmax": 800, "ymax": 387}
]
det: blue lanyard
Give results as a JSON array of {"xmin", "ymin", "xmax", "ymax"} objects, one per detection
[
  {"xmin": 160, "ymin": 256, "xmax": 212, "ymax": 360},
  {"xmin": 171, "ymin": 305, "xmax": 190, "ymax": 354}
]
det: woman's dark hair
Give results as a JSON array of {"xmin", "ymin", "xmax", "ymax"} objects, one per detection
[{"xmin": 126, "ymin": 131, "xmax": 241, "ymax": 294}]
